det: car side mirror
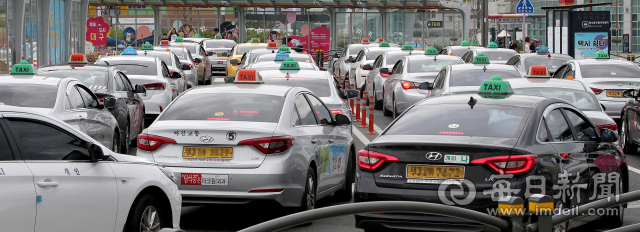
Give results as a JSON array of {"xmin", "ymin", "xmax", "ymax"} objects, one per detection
[
  {"xmin": 346, "ymin": 89, "xmax": 359, "ymax": 99},
  {"xmin": 194, "ymin": 58, "xmax": 203, "ymax": 63},
  {"xmin": 229, "ymin": 59, "xmax": 239, "ymax": 65},
  {"xmin": 332, "ymin": 53, "xmax": 340, "ymax": 58},
  {"xmin": 181, "ymin": 64, "xmax": 191, "ymax": 70},
  {"xmin": 419, "ymin": 82, "xmax": 433, "ymax": 90},
  {"xmin": 103, "ymin": 97, "xmax": 117, "ymax": 109},
  {"xmin": 600, "ymin": 103, "xmax": 607, "ymax": 111},
  {"xmin": 346, "ymin": 56, "xmax": 354, "ymax": 63},
  {"xmin": 622, "ymin": 89, "xmax": 638, "ymax": 98},
  {"xmin": 207, "ymin": 51, "xmax": 214, "ymax": 56},
  {"xmin": 224, "ymin": 76, "xmax": 235, "ymax": 83},
  {"xmin": 600, "ymin": 128, "xmax": 619, "ymax": 143},
  {"xmin": 335, "ymin": 114, "xmax": 351, "ymax": 126},
  {"xmin": 135, "ymin": 84, "xmax": 146, "ymax": 94},
  {"xmin": 89, "ymin": 143, "xmax": 105, "ymax": 161},
  {"xmin": 380, "ymin": 68, "xmax": 389, "ymax": 74},
  {"xmin": 363, "ymin": 64, "xmax": 372, "ymax": 70},
  {"xmin": 221, "ymin": 52, "xmax": 229, "ymax": 57}
]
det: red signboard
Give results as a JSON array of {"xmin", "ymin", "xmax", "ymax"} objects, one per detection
[
  {"xmin": 86, "ymin": 16, "xmax": 110, "ymax": 46},
  {"xmin": 286, "ymin": 26, "xmax": 331, "ymax": 60}
]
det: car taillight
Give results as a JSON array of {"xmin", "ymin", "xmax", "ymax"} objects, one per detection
[
  {"xmin": 357, "ymin": 150, "xmax": 399, "ymax": 170},
  {"xmin": 380, "ymin": 73, "xmax": 390, "ymax": 78},
  {"xmin": 99, "ymin": 98, "xmax": 104, "ymax": 102},
  {"xmin": 360, "ymin": 65, "xmax": 365, "ymax": 69},
  {"xmin": 591, "ymin": 88, "xmax": 603, "ymax": 94},
  {"xmin": 143, "ymin": 83, "xmax": 166, "ymax": 90},
  {"xmin": 238, "ymin": 136, "xmax": 294, "ymax": 154},
  {"xmin": 194, "ymin": 62, "xmax": 200, "ymax": 65},
  {"xmin": 597, "ymin": 123, "xmax": 618, "ymax": 132},
  {"xmin": 331, "ymin": 110, "xmax": 343, "ymax": 114},
  {"xmin": 401, "ymin": 81, "xmax": 420, "ymax": 90},
  {"xmin": 137, "ymin": 134, "xmax": 176, "ymax": 151},
  {"xmin": 189, "ymin": 64, "xmax": 194, "ymax": 69},
  {"xmin": 471, "ymin": 155, "xmax": 538, "ymax": 174}
]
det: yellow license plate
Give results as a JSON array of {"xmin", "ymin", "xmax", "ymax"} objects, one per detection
[
  {"xmin": 607, "ymin": 90, "xmax": 623, "ymax": 97},
  {"xmin": 218, "ymin": 54, "xmax": 226, "ymax": 57},
  {"xmin": 406, "ymin": 165, "xmax": 464, "ymax": 179},
  {"xmin": 182, "ymin": 147, "xmax": 233, "ymax": 158}
]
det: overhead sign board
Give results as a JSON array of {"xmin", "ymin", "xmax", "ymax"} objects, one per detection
[
  {"xmin": 427, "ymin": 21, "xmax": 443, "ymax": 28},
  {"xmin": 516, "ymin": 0, "xmax": 534, "ymax": 13}
]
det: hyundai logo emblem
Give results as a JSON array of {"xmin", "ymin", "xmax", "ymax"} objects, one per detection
[
  {"xmin": 200, "ymin": 135, "xmax": 214, "ymax": 143},
  {"xmin": 426, "ymin": 152, "xmax": 443, "ymax": 161}
]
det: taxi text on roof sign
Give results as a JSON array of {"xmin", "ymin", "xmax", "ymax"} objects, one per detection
[
  {"xmin": 536, "ymin": 46, "xmax": 550, "ymax": 54},
  {"xmin": 461, "ymin": 40, "xmax": 470, "ymax": 46},
  {"xmin": 526, "ymin": 65, "xmax": 551, "ymax": 78},
  {"xmin": 594, "ymin": 50, "xmax": 610, "ymax": 59},
  {"xmin": 160, "ymin": 40, "xmax": 170, "ymax": 46},
  {"xmin": 280, "ymin": 57, "xmax": 300, "ymax": 70},
  {"xmin": 121, "ymin": 46, "xmax": 137, "ymax": 55},
  {"xmin": 69, "ymin": 53, "xmax": 88, "ymax": 64},
  {"xmin": 401, "ymin": 43, "xmax": 414, "ymax": 51},
  {"xmin": 141, "ymin": 42, "xmax": 154, "ymax": 50},
  {"xmin": 193, "ymin": 34, "xmax": 202, "ymax": 38},
  {"xmin": 375, "ymin": 38, "xmax": 384, "ymax": 43},
  {"xmin": 478, "ymin": 75, "xmax": 514, "ymax": 99},
  {"xmin": 277, "ymin": 45, "xmax": 291, "ymax": 53},
  {"xmin": 379, "ymin": 41, "xmax": 390, "ymax": 47},
  {"xmin": 274, "ymin": 51, "xmax": 289, "ymax": 61},
  {"xmin": 487, "ymin": 42, "xmax": 499, "ymax": 48},
  {"xmin": 251, "ymin": 38, "xmax": 260, "ymax": 43},
  {"xmin": 267, "ymin": 42, "xmax": 277, "ymax": 48},
  {"xmin": 425, "ymin": 46, "xmax": 439, "ymax": 55},
  {"xmin": 214, "ymin": 34, "xmax": 222, "ymax": 39},
  {"xmin": 236, "ymin": 69, "xmax": 264, "ymax": 83},
  {"xmin": 174, "ymin": 37, "xmax": 184, "ymax": 42},
  {"xmin": 11, "ymin": 60, "xmax": 35, "ymax": 74},
  {"xmin": 473, "ymin": 54, "xmax": 490, "ymax": 64},
  {"xmin": 361, "ymin": 38, "xmax": 370, "ymax": 44}
]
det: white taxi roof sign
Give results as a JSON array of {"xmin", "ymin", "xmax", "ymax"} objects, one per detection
[{"xmin": 235, "ymin": 69, "xmax": 264, "ymax": 83}]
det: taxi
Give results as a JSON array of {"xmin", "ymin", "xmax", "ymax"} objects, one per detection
[
  {"xmin": 552, "ymin": 50, "xmax": 640, "ymax": 120},
  {"xmin": 355, "ymin": 76, "xmax": 627, "ymax": 231},
  {"xmin": 381, "ymin": 47, "xmax": 465, "ymax": 118},
  {"xmin": 225, "ymin": 38, "xmax": 269, "ymax": 79},
  {"xmin": 137, "ymin": 42, "xmax": 188, "ymax": 93},
  {"xmin": 460, "ymin": 42, "xmax": 518, "ymax": 64},
  {"xmin": 96, "ymin": 47, "xmax": 178, "ymax": 124},
  {"xmin": 252, "ymin": 52, "xmax": 314, "ymax": 64},
  {"xmin": 0, "ymin": 105, "xmax": 181, "ymax": 232},
  {"xmin": 37, "ymin": 54, "xmax": 146, "ymax": 154},
  {"xmin": 136, "ymin": 69, "xmax": 358, "ymax": 214},
  {"xmin": 201, "ymin": 36, "xmax": 237, "ymax": 75},
  {"xmin": 366, "ymin": 50, "xmax": 428, "ymax": 110},
  {"xmin": 348, "ymin": 41, "xmax": 403, "ymax": 91},
  {"xmin": 0, "ymin": 61, "xmax": 120, "ymax": 152},
  {"xmin": 333, "ymin": 39, "xmax": 380, "ymax": 80},
  {"xmin": 506, "ymin": 46, "xmax": 574, "ymax": 76},
  {"xmin": 157, "ymin": 41, "xmax": 199, "ymax": 88},
  {"xmin": 236, "ymin": 42, "xmax": 283, "ymax": 70},
  {"xmin": 440, "ymin": 40, "xmax": 481, "ymax": 57},
  {"xmin": 170, "ymin": 37, "xmax": 212, "ymax": 85}
]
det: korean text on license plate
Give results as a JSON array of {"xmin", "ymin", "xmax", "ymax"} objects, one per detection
[
  {"xmin": 406, "ymin": 165, "xmax": 465, "ymax": 179},
  {"xmin": 606, "ymin": 90, "xmax": 623, "ymax": 97},
  {"xmin": 181, "ymin": 173, "xmax": 229, "ymax": 186}
]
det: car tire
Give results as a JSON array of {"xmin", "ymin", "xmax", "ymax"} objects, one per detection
[
  {"xmin": 392, "ymin": 95, "xmax": 398, "ymax": 119},
  {"xmin": 601, "ymin": 172, "xmax": 624, "ymax": 228},
  {"xmin": 112, "ymin": 132, "xmax": 120, "ymax": 154},
  {"xmin": 621, "ymin": 116, "xmax": 638, "ymax": 154},
  {"xmin": 334, "ymin": 149, "xmax": 354, "ymax": 202},
  {"xmin": 291, "ymin": 168, "xmax": 316, "ymax": 226},
  {"xmin": 382, "ymin": 92, "xmax": 392, "ymax": 117},
  {"xmin": 205, "ymin": 79, "xmax": 212, "ymax": 85},
  {"xmin": 121, "ymin": 121, "xmax": 130, "ymax": 154},
  {"xmin": 125, "ymin": 194, "xmax": 166, "ymax": 232},
  {"xmin": 373, "ymin": 88, "xmax": 382, "ymax": 110}
]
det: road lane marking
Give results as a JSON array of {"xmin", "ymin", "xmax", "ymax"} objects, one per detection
[
  {"xmin": 358, "ymin": 115, "xmax": 385, "ymax": 134},
  {"xmin": 352, "ymin": 125, "xmax": 371, "ymax": 145},
  {"xmin": 629, "ymin": 166, "xmax": 640, "ymax": 175}
]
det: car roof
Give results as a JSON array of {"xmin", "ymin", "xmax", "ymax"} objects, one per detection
[
  {"xmin": 407, "ymin": 55, "xmax": 463, "ymax": 61},
  {"xmin": 517, "ymin": 53, "xmax": 573, "ymax": 59},
  {"xmin": 257, "ymin": 53, "xmax": 311, "ymax": 59},
  {"xmin": 248, "ymin": 61, "xmax": 317, "ymax": 70},
  {"xmin": 449, "ymin": 63, "xmax": 519, "ymax": 71},
  {"xmin": 471, "ymin": 48, "xmax": 517, "ymax": 53},
  {"xmin": 204, "ymin": 39, "xmax": 236, "ymax": 43},
  {"xmin": 99, "ymin": 55, "xmax": 158, "ymax": 62},
  {"xmin": 247, "ymin": 48, "xmax": 279, "ymax": 54},
  {"xmin": 417, "ymin": 93, "xmax": 546, "ymax": 108},
  {"xmin": 383, "ymin": 50, "xmax": 416, "ymax": 56},
  {"xmin": 363, "ymin": 47, "xmax": 402, "ymax": 52},
  {"xmin": 446, "ymin": 46, "xmax": 481, "ymax": 49},
  {"xmin": 238, "ymin": 43, "xmax": 269, "ymax": 46},
  {"xmin": 0, "ymin": 105, "xmax": 61, "ymax": 117},
  {"xmin": 0, "ymin": 74, "xmax": 67, "ymax": 86},
  {"xmin": 508, "ymin": 78, "xmax": 588, "ymax": 91},
  {"xmin": 258, "ymin": 69, "xmax": 328, "ymax": 78},
  {"xmin": 184, "ymin": 84, "xmax": 295, "ymax": 96},
  {"xmin": 574, "ymin": 59, "xmax": 637, "ymax": 66},
  {"xmin": 37, "ymin": 64, "xmax": 111, "ymax": 72}
]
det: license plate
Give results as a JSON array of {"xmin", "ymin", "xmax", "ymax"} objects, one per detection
[
  {"xmin": 406, "ymin": 165, "xmax": 465, "ymax": 179},
  {"xmin": 606, "ymin": 90, "xmax": 623, "ymax": 97},
  {"xmin": 181, "ymin": 173, "xmax": 229, "ymax": 186},
  {"xmin": 182, "ymin": 147, "xmax": 233, "ymax": 158}
]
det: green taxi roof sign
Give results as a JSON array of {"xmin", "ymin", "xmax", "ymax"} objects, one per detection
[
  {"xmin": 11, "ymin": 60, "xmax": 35, "ymax": 75},
  {"xmin": 251, "ymin": 38, "xmax": 260, "ymax": 43},
  {"xmin": 487, "ymin": 42, "xmax": 498, "ymax": 48},
  {"xmin": 473, "ymin": 54, "xmax": 490, "ymax": 64},
  {"xmin": 478, "ymin": 75, "xmax": 514, "ymax": 99},
  {"xmin": 140, "ymin": 42, "xmax": 153, "ymax": 50},
  {"xmin": 280, "ymin": 57, "xmax": 300, "ymax": 70},
  {"xmin": 594, "ymin": 50, "xmax": 609, "ymax": 59},
  {"xmin": 174, "ymin": 37, "xmax": 184, "ymax": 42},
  {"xmin": 401, "ymin": 43, "xmax": 414, "ymax": 51},
  {"xmin": 425, "ymin": 46, "xmax": 439, "ymax": 55},
  {"xmin": 193, "ymin": 34, "xmax": 202, "ymax": 38},
  {"xmin": 461, "ymin": 40, "xmax": 470, "ymax": 46},
  {"xmin": 379, "ymin": 41, "xmax": 390, "ymax": 47},
  {"xmin": 277, "ymin": 45, "xmax": 291, "ymax": 53},
  {"xmin": 214, "ymin": 34, "xmax": 222, "ymax": 39},
  {"xmin": 471, "ymin": 40, "xmax": 478, "ymax": 46}
]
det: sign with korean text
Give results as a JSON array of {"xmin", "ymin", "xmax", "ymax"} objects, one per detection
[
  {"xmin": 516, "ymin": 0, "xmax": 533, "ymax": 13},
  {"xmin": 86, "ymin": 16, "xmax": 110, "ymax": 46},
  {"xmin": 574, "ymin": 32, "xmax": 609, "ymax": 60}
]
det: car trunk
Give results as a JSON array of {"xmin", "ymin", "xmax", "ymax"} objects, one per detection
[
  {"xmin": 586, "ymin": 78, "xmax": 640, "ymax": 102},
  {"xmin": 147, "ymin": 120, "xmax": 277, "ymax": 168},
  {"xmin": 448, "ymin": 86, "xmax": 480, "ymax": 95},
  {"xmin": 408, "ymin": 72, "xmax": 438, "ymax": 94},
  {"xmin": 126, "ymin": 75, "xmax": 159, "ymax": 100}
]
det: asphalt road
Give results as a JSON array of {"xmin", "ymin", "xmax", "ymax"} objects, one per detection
[{"xmin": 130, "ymin": 77, "xmax": 640, "ymax": 232}]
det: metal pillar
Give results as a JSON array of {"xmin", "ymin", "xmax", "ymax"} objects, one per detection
[
  {"xmin": 328, "ymin": 7, "xmax": 336, "ymax": 50},
  {"xmin": 12, "ymin": 0, "xmax": 25, "ymax": 63},
  {"xmin": 38, "ymin": 0, "xmax": 51, "ymax": 65},
  {"xmin": 379, "ymin": 8, "xmax": 386, "ymax": 41},
  {"xmin": 80, "ymin": 0, "xmax": 89, "ymax": 55},
  {"xmin": 153, "ymin": 6, "xmax": 161, "ymax": 45},
  {"xmin": 63, "ymin": 0, "xmax": 72, "ymax": 62},
  {"xmin": 235, "ymin": 6, "xmax": 245, "ymax": 42}
]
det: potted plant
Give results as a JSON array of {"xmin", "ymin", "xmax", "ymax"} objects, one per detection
[{"xmin": 611, "ymin": 38, "xmax": 622, "ymax": 55}]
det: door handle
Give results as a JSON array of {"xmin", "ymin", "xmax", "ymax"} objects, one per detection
[
  {"xmin": 328, "ymin": 139, "xmax": 335, "ymax": 143},
  {"xmin": 37, "ymin": 181, "xmax": 59, "ymax": 188},
  {"xmin": 311, "ymin": 139, "xmax": 318, "ymax": 144}
]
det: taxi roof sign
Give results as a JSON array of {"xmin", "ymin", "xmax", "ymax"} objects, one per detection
[
  {"xmin": 379, "ymin": 41, "xmax": 390, "ymax": 47},
  {"xmin": 280, "ymin": 57, "xmax": 300, "ymax": 70},
  {"xmin": 140, "ymin": 42, "xmax": 154, "ymax": 50},
  {"xmin": 251, "ymin": 38, "xmax": 260, "ymax": 43},
  {"xmin": 425, "ymin": 46, "xmax": 438, "ymax": 55},
  {"xmin": 478, "ymin": 75, "xmax": 514, "ymax": 99},
  {"xmin": 361, "ymin": 38, "xmax": 370, "ymax": 44},
  {"xmin": 461, "ymin": 40, "xmax": 470, "ymax": 46},
  {"xmin": 236, "ymin": 69, "xmax": 264, "ymax": 83},
  {"xmin": 11, "ymin": 60, "xmax": 35, "ymax": 74},
  {"xmin": 275, "ymin": 51, "xmax": 289, "ymax": 61},
  {"xmin": 594, "ymin": 50, "xmax": 609, "ymax": 59},
  {"xmin": 401, "ymin": 43, "xmax": 414, "ymax": 50},
  {"xmin": 487, "ymin": 42, "xmax": 498, "ymax": 48},
  {"xmin": 160, "ymin": 40, "xmax": 170, "ymax": 46},
  {"xmin": 214, "ymin": 34, "xmax": 222, "ymax": 39},
  {"xmin": 536, "ymin": 46, "xmax": 550, "ymax": 54},
  {"xmin": 69, "ymin": 53, "xmax": 88, "ymax": 64},
  {"xmin": 277, "ymin": 45, "xmax": 291, "ymax": 53},
  {"xmin": 526, "ymin": 65, "xmax": 551, "ymax": 78},
  {"xmin": 193, "ymin": 34, "xmax": 202, "ymax": 38},
  {"xmin": 174, "ymin": 37, "xmax": 184, "ymax": 42},
  {"xmin": 473, "ymin": 54, "xmax": 490, "ymax": 64},
  {"xmin": 471, "ymin": 41, "xmax": 478, "ymax": 46},
  {"xmin": 121, "ymin": 46, "xmax": 137, "ymax": 55},
  {"xmin": 375, "ymin": 38, "xmax": 384, "ymax": 43},
  {"xmin": 267, "ymin": 42, "xmax": 277, "ymax": 48}
]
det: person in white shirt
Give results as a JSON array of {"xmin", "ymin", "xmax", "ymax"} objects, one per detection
[{"xmin": 288, "ymin": 38, "xmax": 303, "ymax": 52}]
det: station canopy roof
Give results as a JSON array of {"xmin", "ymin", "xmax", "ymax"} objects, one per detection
[{"xmin": 89, "ymin": 0, "xmax": 447, "ymax": 9}]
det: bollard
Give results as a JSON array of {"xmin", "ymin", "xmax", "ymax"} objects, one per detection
[
  {"xmin": 529, "ymin": 194, "xmax": 554, "ymax": 232},
  {"xmin": 367, "ymin": 95, "xmax": 376, "ymax": 134},
  {"xmin": 350, "ymin": 84, "xmax": 356, "ymax": 116},
  {"xmin": 628, "ymin": 55, "xmax": 631, "ymax": 61},
  {"xmin": 340, "ymin": 78, "xmax": 344, "ymax": 89},
  {"xmin": 498, "ymin": 197, "xmax": 525, "ymax": 232},
  {"xmin": 355, "ymin": 91, "xmax": 365, "ymax": 122},
  {"xmin": 359, "ymin": 93, "xmax": 368, "ymax": 128},
  {"xmin": 633, "ymin": 55, "xmax": 636, "ymax": 62}
]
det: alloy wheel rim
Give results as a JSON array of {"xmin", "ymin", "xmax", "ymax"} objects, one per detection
[
  {"xmin": 113, "ymin": 135, "xmax": 119, "ymax": 153},
  {"xmin": 621, "ymin": 120, "xmax": 627, "ymax": 149},
  {"xmin": 140, "ymin": 205, "xmax": 160, "ymax": 232},
  {"xmin": 393, "ymin": 98, "xmax": 397, "ymax": 118},
  {"xmin": 307, "ymin": 176, "xmax": 315, "ymax": 210}
]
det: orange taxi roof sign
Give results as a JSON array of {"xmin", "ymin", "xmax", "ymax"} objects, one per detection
[
  {"xmin": 69, "ymin": 53, "xmax": 88, "ymax": 64},
  {"xmin": 361, "ymin": 38, "xmax": 369, "ymax": 44},
  {"xmin": 267, "ymin": 42, "xmax": 277, "ymax": 48},
  {"xmin": 160, "ymin": 40, "xmax": 170, "ymax": 46},
  {"xmin": 525, "ymin": 65, "xmax": 550, "ymax": 78},
  {"xmin": 375, "ymin": 38, "xmax": 384, "ymax": 42},
  {"xmin": 235, "ymin": 69, "xmax": 263, "ymax": 83}
]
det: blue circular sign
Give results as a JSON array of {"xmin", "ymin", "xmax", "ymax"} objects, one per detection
[{"xmin": 122, "ymin": 27, "xmax": 136, "ymax": 44}]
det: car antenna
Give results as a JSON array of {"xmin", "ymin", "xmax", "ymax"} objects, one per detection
[
  {"xmin": 482, "ymin": 66, "xmax": 487, "ymax": 72},
  {"xmin": 144, "ymin": 51, "xmax": 148, "ymax": 56},
  {"xmin": 468, "ymin": 96, "xmax": 477, "ymax": 109},
  {"xmin": 433, "ymin": 55, "xmax": 437, "ymax": 61}
]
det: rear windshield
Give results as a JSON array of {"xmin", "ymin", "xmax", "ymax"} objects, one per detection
[
  {"xmin": 137, "ymin": 52, "xmax": 172, "ymax": 66},
  {"xmin": 170, "ymin": 49, "xmax": 191, "ymax": 61},
  {"xmin": 513, "ymin": 88, "xmax": 599, "ymax": 111},
  {"xmin": 237, "ymin": 46, "xmax": 266, "ymax": 55},
  {"xmin": 96, "ymin": 60, "xmax": 158, "ymax": 75},
  {"xmin": 385, "ymin": 104, "xmax": 529, "ymax": 138},
  {"xmin": 366, "ymin": 50, "xmax": 387, "ymax": 60},
  {"xmin": 255, "ymin": 55, "xmax": 312, "ymax": 63},
  {"xmin": 523, "ymin": 56, "xmax": 572, "ymax": 73},
  {"xmin": 449, "ymin": 69, "xmax": 521, "ymax": 86},
  {"xmin": 578, "ymin": 64, "xmax": 640, "ymax": 78},
  {"xmin": 38, "ymin": 70, "xmax": 108, "ymax": 88},
  {"xmin": 0, "ymin": 84, "xmax": 58, "ymax": 108},
  {"xmin": 480, "ymin": 50, "xmax": 517, "ymax": 61},
  {"xmin": 349, "ymin": 45, "xmax": 369, "ymax": 55},
  {"xmin": 264, "ymin": 78, "xmax": 331, "ymax": 97},
  {"xmin": 386, "ymin": 53, "xmax": 410, "ymax": 66},
  {"xmin": 159, "ymin": 93, "xmax": 284, "ymax": 122},
  {"xmin": 205, "ymin": 40, "xmax": 236, "ymax": 48},
  {"xmin": 180, "ymin": 44, "xmax": 197, "ymax": 54},
  {"xmin": 408, "ymin": 59, "xmax": 464, "ymax": 73},
  {"xmin": 450, "ymin": 47, "xmax": 472, "ymax": 56}
]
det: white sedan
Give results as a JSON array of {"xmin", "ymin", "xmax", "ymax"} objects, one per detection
[{"xmin": 0, "ymin": 106, "xmax": 181, "ymax": 232}]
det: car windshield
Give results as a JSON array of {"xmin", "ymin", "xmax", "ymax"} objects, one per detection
[
  {"xmin": 264, "ymin": 78, "xmax": 331, "ymax": 97},
  {"xmin": 138, "ymin": 52, "xmax": 172, "ymax": 66},
  {"xmin": 205, "ymin": 40, "xmax": 236, "ymax": 48},
  {"xmin": 366, "ymin": 50, "xmax": 387, "ymax": 60},
  {"xmin": 513, "ymin": 88, "xmax": 599, "ymax": 111},
  {"xmin": 480, "ymin": 50, "xmax": 517, "ymax": 61},
  {"xmin": 96, "ymin": 60, "xmax": 157, "ymax": 75},
  {"xmin": 179, "ymin": 44, "xmax": 197, "ymax": 54},
  {"xmin": 449, "ymin": 69, "xmax": 521, "ymax": 86},
  {"xmin": 159, "ymin": 94, "xmax": 284, "ymax": 122},
  {"xmin": 169, "ymin": 49, "xmax": 190, "ymax": 61},
  {"xmin": 408, "ymin": 59, "xmax": 464, "ymax": 73},
  {"xmin": 450, "ymin": 47, "xmax": 472, "ymax": 56},
  {"xmin": 349, "ymin": 45, "xmax": 369, "ymax": 55},
  {"xmin": 386, "ymin": 53, "xmax": 410, "ymax": 66},
  {"xmin": 0, "ymin": 84, "xmax": 58, "ymax": 108},
  {"xmin": 523, "ymin": 56, "xmax": 572, "ymax": 73},
  {"xmin": 39, "ymin": 70, "xmax": 109, "ymax": 88},
  {"xmin": 237, "ymin": 46, "xmax": 266, "ymax": 54},
  {"xmin": 385, "ymin": 104, "xmax": 529, "ymax": 138},
  {"xmin": 579, "ymin": 64, "xmax": 640, "ymax": 78}
]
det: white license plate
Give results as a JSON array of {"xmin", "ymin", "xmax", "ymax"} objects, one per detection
[
  {"xmin": 444, "ymin": 154, "xmax": 469, "ymax": 164},
  {"xmin": 181, "ymin": 173, "xmax": 229, "ymax": 186}
]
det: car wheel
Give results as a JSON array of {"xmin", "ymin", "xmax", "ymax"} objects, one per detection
[
  {"xmin": 382, "ymin": 91, "xmax": 392, "ymax": 117},
  {"xmin": 121, "ymin": 122, "xmax": 130, "ymax": 154},
  {"xmin": 205, "ymin": 79, "xmax": 212, "ymax": 85},
  {"xmin": 125, "ymin": 194, "xmax": 166, "ymax": 232},
  {"xmin": 334, "ymin": 149, "xmax": 354, "ymax": 202},
  {"xmin": 373, "ymin": 88, "xmax": 382, "ymax": 110},
  {"xmin": 292, "ymin": 168, "xmax": 316, "ymax": 226},
  {"xmin": 621, "ymin": 116, "xmax": 638, "ymax": 154},
  {"xmin": 131, "ymin": 114, "xmax": 144, "ymax": 147},
  {"xmin": 392, "ymin": 95, "xmax": 398, "ymax": 119},
  {"xmin": 601, "ymin": 172, "xmax": 624, "ymax": 228},
  {"xmin": 112, "ymin": 132, "xmax": 120, "ymax": 154}
]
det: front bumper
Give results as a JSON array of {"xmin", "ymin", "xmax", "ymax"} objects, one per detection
[{"xmin": 600, "ymin": 100, "xmax": 626, "ymax": 120}]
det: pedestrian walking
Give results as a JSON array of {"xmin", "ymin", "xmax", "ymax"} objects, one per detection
[
  {"xmin": 524, "ymin": 37, "xmax": 531, "ymax": 53},
  {"xmin": 509, "ymin": 40, "xmax": 517, "ymax": 50}
]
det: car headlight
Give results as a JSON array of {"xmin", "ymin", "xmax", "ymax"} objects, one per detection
[{"xmin": 158, "ymin": 166, "xmax": 177, "ymax": 184}]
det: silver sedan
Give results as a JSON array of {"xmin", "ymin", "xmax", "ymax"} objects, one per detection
[{"xmin": 460, "ymin": 47, "xmax": 518, "ymax": 64}]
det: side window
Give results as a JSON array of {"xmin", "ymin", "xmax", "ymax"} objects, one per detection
[
  {"xmin": 373, "ymin": 56, "xmax": 382, "ymax": 68},
  {"xmin": 392, "ymin": 61, "xmax": 402, "ymax": 74},
  {"xmin": 514, "ymin": 57, "xmax": 521, "ymax": 67},
  {"xmin": 161, "ymin": 62, "xmax": 170, "ymax": 78},
  {"xmin": 77, "ymin": 86, "xmax": 98, "ymax": 109},
  {"xmin": 553, "ymin": 65, "xmax": 567, "ymax": 79},
  {"xmin": 174, "ymin": 56, "xmax": 181, "ymax": 68},
  {"xmin": 114, "ymin": 72, "xmax": 126, "ymax": 91},
  {"xmin": 200, "ymin": 47, "xmax": 206, "ymax": 56},
  {"xmin": 305, "ymin": 94, "xmax": 334, "ymax": 124},
  {"xmin": 545, "ymin": 109, "xmax": 574, "ymax": 142},
  {"xmin": 506, "ymin": 56, "xmax": 515, "ymax": 65},
  {"xmin": 67, "ymin": 85, "xmax": 86, "ymax": 109},
  {"xmin": 563, "ymin": 65, "xmax": 575, "ymax": 79},
  {"xmin": 356, "ymin": 51, "xmax": 365, "ymax": 61},
  {"xmin": 537, "ymin": 118, "xmax": 550, "ymax": 142},
  {"xmin": 0, "ymin": 126, "xmax": 14, "ymax": 160},
  {"xmin": 7, "ymin": 119, "xmax": 91, "ymax": 161},
  {"xmin": 187, "ymin": 50, "xmax": 194, "ymax": 61},
  {"xmin": 563, "ymin": 109, "xmax": 598, "ymax": 142},
  {"xmin": 434, "ymin": 68, "xmax": 447, "ymax": 89},
  {"xmin": 119, "ymin": 73, "xmax": 133, "ymax": 91},
  {"xmin": 291, "ymin": 105, "xmax": 302, "ymax": 125},
  {"xmin": 294, "ymin": 94, "xmax": 317, "ymax": 125}
]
